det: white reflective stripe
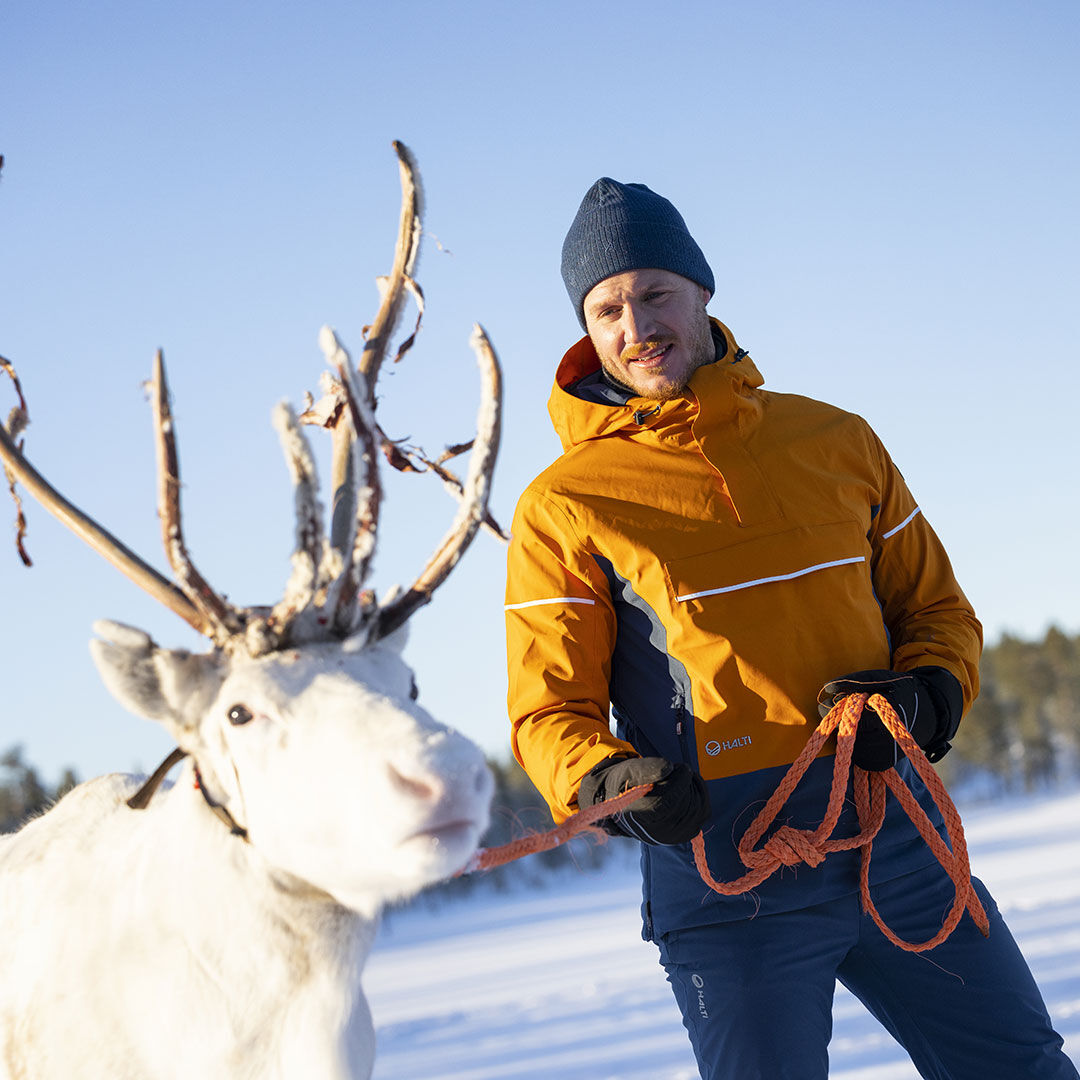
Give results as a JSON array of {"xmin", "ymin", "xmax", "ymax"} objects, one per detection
[
  {"xmin": 882, "ymin": 506, "xmax": 922, "ymax": 540},
  {"xmin": 504, "ymin": 596, "xmax": 598, "ymax": 611},
  {"xmin": 675, "ymin": 556, "xmax": 866, "ymax": 603}
]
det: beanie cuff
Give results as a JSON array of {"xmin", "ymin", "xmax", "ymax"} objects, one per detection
[{"xmin": 561, "ymin": 178, "xmax": 714, "ymax": 328}]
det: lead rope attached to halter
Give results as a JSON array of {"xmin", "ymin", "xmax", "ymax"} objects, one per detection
[
  {"xmin": 466, "ymin": 694, "xmax": 988, "ymax": 953},
  {"xmin": 461, "ymin": 781, "xmax": 655, "ymax": 874}
]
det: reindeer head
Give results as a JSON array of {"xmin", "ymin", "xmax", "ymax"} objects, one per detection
[
  {"xmin": 0, "ymin": 143, "xmax": 499, "ymax": 907},
  {"xmin": 90, "ymin": 618, "xmax": 492, "ymax": 910}
]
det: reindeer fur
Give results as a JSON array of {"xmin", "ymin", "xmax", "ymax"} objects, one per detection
[{"xmin": 0, "ymin": 621, "xmax": 492, "ymax": 1080}]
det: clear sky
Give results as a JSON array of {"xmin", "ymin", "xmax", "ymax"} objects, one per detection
[{"xmin": 2, "ymin": 0, "xmax": 1078, "ymax": 784}]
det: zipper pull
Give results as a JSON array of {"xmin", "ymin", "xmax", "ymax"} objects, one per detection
[{"xmin": 633, "ymin": 404, "xmax": 661, "ymax": 425}]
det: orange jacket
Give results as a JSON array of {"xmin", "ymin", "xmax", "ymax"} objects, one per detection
[{"xmin": 505, "ymin": 320, "xmax": 982, "ymax": 933}]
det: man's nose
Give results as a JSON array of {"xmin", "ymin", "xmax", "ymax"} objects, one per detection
[{"xmin": 621, "ymin": 301, "xmax": 654, "ymax": 344}]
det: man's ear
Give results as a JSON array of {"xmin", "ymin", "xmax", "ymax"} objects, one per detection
[{"xmin": 89, "ymin": 620, "xmax": 225, "ymax": 742}]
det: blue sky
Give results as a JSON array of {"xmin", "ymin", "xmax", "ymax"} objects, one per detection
[{"xmin": 2, "ymin": 1, "xmax": 1078, "ymax": 783}]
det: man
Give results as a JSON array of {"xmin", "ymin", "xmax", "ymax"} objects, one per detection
[{"xmin": 504, "ymin": 177, "xmax": 1077, "ymax": 1079}]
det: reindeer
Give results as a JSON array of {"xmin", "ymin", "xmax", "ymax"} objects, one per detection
[{"xmin": 0, "ymin": 143, "xmax": 498, "ymax": 1080}]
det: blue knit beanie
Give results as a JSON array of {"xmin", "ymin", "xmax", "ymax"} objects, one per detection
[{"xmin": 561, "ymin": 178, "xmax": 715, "ymax": 329}]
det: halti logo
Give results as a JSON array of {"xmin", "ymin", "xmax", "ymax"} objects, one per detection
[
  {"xmin": 691, "ymin": 973, "xmax": 708, "ymax": 1018},
  {"xmin": 705, "ymin": 735, "xmax": 752, "ymax": 756}
]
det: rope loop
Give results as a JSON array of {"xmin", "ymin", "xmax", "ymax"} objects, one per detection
[{"xmin": 691, "ymin": 693, "xmax": 989, "ymax": 952}]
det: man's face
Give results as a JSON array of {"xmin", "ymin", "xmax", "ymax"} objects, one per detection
[{"xmin": 583, "ymin": 268, "xmax": 714, "ymax": 401}]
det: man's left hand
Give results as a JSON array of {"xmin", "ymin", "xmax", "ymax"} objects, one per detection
[{"xmin": 817, "ymin": 667, "xmax": 963, "ymax": 770}]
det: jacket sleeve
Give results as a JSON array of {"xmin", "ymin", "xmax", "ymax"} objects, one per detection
[
  {"xmin": 861, "ymin": 420, "xmax": 983, "ymax": 713},
  {"xmin": 505, "ymin": 486, "xmax": 637, "ymax": 822}
]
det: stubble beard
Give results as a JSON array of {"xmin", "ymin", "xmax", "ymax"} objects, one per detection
[{"xmin": 600, "ymin": 314, "xmax": 717, "ymax": 402}]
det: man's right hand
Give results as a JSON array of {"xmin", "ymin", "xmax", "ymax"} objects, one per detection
[{"xmin": 577, "ymin": 755, "xmax": 709, "ymax": 845}]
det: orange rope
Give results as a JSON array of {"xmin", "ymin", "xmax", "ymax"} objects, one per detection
[
  {"xmin": 691, "ymin": 693, "xmax": 988, "ymax": 952},
  {"xmin": 461, "ymin": 781, "xmax": 654, "ymax": 874},
  {"xmin": 466, "ymin": 694, "xmax": 988, "ymax": 953}
]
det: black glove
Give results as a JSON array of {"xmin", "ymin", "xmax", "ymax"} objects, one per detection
[
  {"xmin": 817, "ymin": 666, "xmax": 963, "ymax": 770},
  {"xmin": 577, "ymin": 755, "xmax": 710, "ymax": 845}
]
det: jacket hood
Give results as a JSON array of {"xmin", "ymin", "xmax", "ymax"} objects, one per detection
[{"xmin": 547, "ymin": 318, "xmax": 766, "ymax": 452}]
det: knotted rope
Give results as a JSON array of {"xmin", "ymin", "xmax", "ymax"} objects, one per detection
[
  {"xmin": 690, "ymin": 692, "xmax": 988, "ymax": 952},
  {"xmin": 468, "ymin": 694, "xmax": 988, "ymax": 953}
]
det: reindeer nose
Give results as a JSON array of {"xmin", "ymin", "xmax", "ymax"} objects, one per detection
[{"xmin": 386, "ymin": 762, "xmax": 442, "ymax": 803}]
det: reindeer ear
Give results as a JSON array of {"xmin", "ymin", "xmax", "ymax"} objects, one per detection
[
  {"xmin": 376, "ymin": 616, "xmax": 410, "ymax": 655},
  {"xmin": 89, "ymin": 620, "xmax": 225, "ymax": 736}
]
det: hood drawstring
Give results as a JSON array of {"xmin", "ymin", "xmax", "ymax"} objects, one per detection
[{"xmin": 633, "ymin": 404, "xmax": 661, "ymax": 425}]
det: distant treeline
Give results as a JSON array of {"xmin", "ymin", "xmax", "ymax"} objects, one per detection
[
  {"xmin": 4, "ymin": 628, "xmax": 1077, "ymax": 843},
  {"xmin": 0, "ymin": 747, "xmax": 77, "ymax": 834},
  {"xmin": 937, "ymin": 626, "xmax": 1080, "ymax": 794}
]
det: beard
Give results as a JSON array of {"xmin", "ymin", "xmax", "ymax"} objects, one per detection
[{"xmin": 599, "ymin": 310, "xmax": 717, "ymax": 402}]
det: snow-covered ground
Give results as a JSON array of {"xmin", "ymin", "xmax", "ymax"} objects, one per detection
[{"xmin": 366, "ymin": 788, "xmax": 1080, "ymax": 1079}]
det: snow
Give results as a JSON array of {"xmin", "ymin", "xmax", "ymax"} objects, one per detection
[{"xmin": 365, "ymin": 789, "xmax": 1080, "ymax": 1079}]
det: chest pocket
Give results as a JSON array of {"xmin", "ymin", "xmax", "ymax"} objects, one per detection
[
  {"xmin": 661, "ymin": 520, "xmax": 890, "ymax": 778},
  {"xmin": 664, "ymin": 520, "xmax": 870, "ymax": 608},
  {"xmin": 663, "ymin": 520, "xmax": 888, "ymax": 705}
]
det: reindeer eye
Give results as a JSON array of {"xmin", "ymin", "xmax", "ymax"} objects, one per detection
[{"xmin": 227, "ymin": 704, "xmax": 254, "ymax": 726}]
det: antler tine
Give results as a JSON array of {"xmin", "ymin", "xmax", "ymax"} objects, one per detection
[
  {"xmin": 2, "ymin": 354, "xmax": 33, "ymax": 565},
  {"xmin": 150, "ymin": 350, "xmax": 243, "ymax": 645},
  {"xmin": 376, "ymin": 324, "xmax": 502, "ymax": 639},
  {"xmin": 318, "ymin": 326, "xmax": 383, "ymax": 635},
  {"xmin": 272, "ymin": 400, "xmax": 323, "ymax": 573},
  {"xmin": 266, "ymin": 401, "xmax": 325, "ymax": 639},
  {"xmin": 357, "ymin": 140, "xmax": 424, "ymax": 401},
  {"xmin": 0, "ymin": 369, "xmax": 211, "ymax": 635},
  {"xmin": 327, "ymin": 140, "xmax": 423, "ymax": 563}
]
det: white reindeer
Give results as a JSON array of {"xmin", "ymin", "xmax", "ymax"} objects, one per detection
[{"xmin": 0, "ymin": 143, "xmax": 497, "ymax": 1080}]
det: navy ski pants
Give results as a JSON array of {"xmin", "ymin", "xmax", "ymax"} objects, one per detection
[{"xmin": 657, "ymin": 862, "xmax": 1078, "ymax": 1079}]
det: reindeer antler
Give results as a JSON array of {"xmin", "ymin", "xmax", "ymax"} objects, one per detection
[
  {"xmin": 376, "ymin": 324, "xmax": 502, "ymax": 639},
  {"xmin": 290, "ymin": 141, "xmax": 502, "ymax": 645},
  {"xmin": 150, "ymin": 351, "xmax": 245, "ymax": 646},
  {"xmin": 2, "ymin": 141, "xmax": 502, "ymax": 659},
  {"xmin": 0, "ymin": 356, "xmax": 212, "ymax": 636},
  {"xmin": 1, "ymin": 355, "xmax": 33, "ymax": 567}
]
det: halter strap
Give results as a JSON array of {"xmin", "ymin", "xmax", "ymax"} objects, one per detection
[{"xmin": 126, "ymin": 746, "xmax": 249, "ymax": 841}]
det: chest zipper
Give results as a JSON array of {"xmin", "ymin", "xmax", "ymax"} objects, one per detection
[{"xmin": 675, "ymin": 702, "xmax": 692, "ymax": 764}]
